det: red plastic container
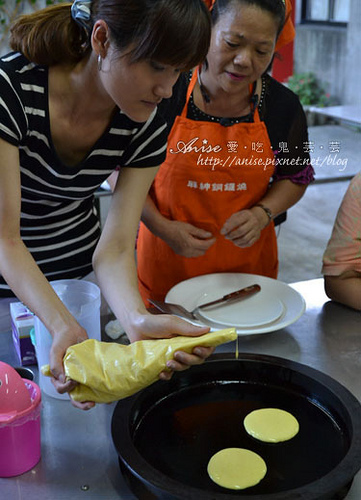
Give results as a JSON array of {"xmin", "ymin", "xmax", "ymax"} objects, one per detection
[{"xmin": 0, "ymin": 362, "xmax": 41, "ymax": 477}]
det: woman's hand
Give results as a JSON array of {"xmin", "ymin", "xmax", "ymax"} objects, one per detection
[
  {"xmin": 163, "ymin": 220, "xmax": 216, "ymax": 257},
  {"xmin": 141, "ymin": 194, "xmax": 216, "ymax": 257},
  {"xmin": 49, "ymin": 323, "xmax": 96, "ymax": 410},
  {"xmin": 220, "ymin": 207, "xmax": 269, "ymax": 248},
  {"xmin": 127, "ymin": 312, "xmax": 214, "ymax": 379},
  {"xmin": 159, "ymin": 345, "xmax": 215, "ymax": 380}
]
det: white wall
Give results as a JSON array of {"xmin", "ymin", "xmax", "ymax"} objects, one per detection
[{"xmin": 344, "ymin": 0, "xmax": 361, "ymax": 105}]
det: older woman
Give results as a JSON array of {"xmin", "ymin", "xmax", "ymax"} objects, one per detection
[
  {"xmin": 0, "ymin": 0, "xmax": 213, "ymax": 408},
  {"xmin": 137, "ymin": 0, "xmax": 314, "ymax": 305}
]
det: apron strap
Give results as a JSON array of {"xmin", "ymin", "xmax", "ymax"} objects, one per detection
[
  {"xmin": 180, "ymin": 68, "xmax": 262, "ymax": 123},
  {"xmin": 180, "ymin": 70, "xmax": 198, "ymax": 118}
]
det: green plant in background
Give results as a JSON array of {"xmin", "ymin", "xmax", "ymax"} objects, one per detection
[{"xmin": 287, "ymin": 72, "xmax": 331, "ymax": 107}]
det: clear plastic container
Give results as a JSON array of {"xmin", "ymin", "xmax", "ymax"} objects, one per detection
[{"xmin": 34, "ymin": 279, "xmax": 101, "ymax": 399}]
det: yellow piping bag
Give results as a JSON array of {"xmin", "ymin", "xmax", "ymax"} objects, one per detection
[{"xmin": 42, "ymin": 328, "xmax": 236, "ymax": 403}]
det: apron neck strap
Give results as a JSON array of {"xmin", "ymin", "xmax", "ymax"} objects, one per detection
[
  {"xmin": 180, "ymin": 70, "xmax": 199, "ymax": 117},
  {"xmin": 181, "ymin": 68, "xmax": 261, "ymax": 122},
  {"xmin": 249, "ymin": 81, "xmax": 260, "ymax": 122}
]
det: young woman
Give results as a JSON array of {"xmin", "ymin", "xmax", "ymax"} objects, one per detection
[
  {"xmin": 0, "ymin": 0, "xmax": 213, "ymax": 408},
  {"xmin": 137, "ymin": 0, "xmax": 315, "ymax": 305}
]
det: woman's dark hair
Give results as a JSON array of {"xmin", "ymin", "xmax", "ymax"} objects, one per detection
[
  {"xmin": 9, "ymin": 0, "xmax": 211, "ymax": 69},
  {"xmin": 211, "ymin": 0, "xmax": 285, "ymax": 37},
  {"xmin": 208, "ymin": 0, "xmax": 286, "ymax": 74}
]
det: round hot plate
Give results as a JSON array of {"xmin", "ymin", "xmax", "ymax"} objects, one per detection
[{"xmin": 112, "ymin": 354, "xmax": 361, "ymax": 500}]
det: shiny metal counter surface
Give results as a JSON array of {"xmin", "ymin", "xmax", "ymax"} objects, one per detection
[{"xmin": 0, "ymin": 279, "xmax": 360, "ymax": 499}]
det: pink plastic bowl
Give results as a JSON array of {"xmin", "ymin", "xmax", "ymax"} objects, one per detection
[{"xmin": 0, "ymin": 380, "xmax": 41, "ymax": 477}]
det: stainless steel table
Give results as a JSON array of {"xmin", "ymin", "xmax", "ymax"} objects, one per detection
[{"xmin": 0, "ymin": 279, "xmax": 360, "ymax": 499}]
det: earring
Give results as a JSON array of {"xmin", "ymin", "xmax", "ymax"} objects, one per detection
[{"xmin": 97, "ymin": 54, "xmax": 102, "ymax": 71}]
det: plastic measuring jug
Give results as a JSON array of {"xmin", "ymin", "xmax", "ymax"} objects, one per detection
[{"xmin": 34, "ymin": 279, "xmax": 101, "ymax": 399}]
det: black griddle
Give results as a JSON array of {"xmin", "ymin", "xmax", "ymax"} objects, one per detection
[{"xmin": 112, "ymin": 353, "xmax": 361, "ymax": 500}]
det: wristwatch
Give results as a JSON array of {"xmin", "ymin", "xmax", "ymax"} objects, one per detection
[{"xmin": 255, "ymin": 203, "xmax": 273, "ymax": 225}]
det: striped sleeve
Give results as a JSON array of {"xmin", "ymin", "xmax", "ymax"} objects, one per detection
[{"xmin": 0, "ymin": 54, "xmax": 29, "ymax": 145}]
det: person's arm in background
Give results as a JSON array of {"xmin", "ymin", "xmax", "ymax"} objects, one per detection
[
  {"xmin": 221, "ymin": 78, "xmax": 313, "ymax": 248},
  {"xmin": 220, "ymin": 179, "xmax": 307, "ymax": 248},
  {"xmin": 92, "ymin": 165, "xmax": 213, "ymax": 378},
  {"xmin": 324, "ymin": 271, "xmax": 361, "ymax": 311},
  {"xmin": 322, "ymin": 173, "xmax": 361, "ymax": 311}
]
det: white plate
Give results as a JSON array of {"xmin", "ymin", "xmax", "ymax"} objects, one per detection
[
  {"xmin": 165, "ymin": 273, "xmax": 306, "ymax": 335},
  {"xmin": 197, "ymin": 293, "xmax": 284, "ymax": 328}
]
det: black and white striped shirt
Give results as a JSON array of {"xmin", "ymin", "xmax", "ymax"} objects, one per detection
[{"xmin": 0, "ymin": 52, "xmax": 168, "ymax": 297}]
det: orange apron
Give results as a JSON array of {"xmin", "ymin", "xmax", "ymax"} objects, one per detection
[{"xmin": 137, "ymin": 71, "xmax": 278, "ymax": 305}]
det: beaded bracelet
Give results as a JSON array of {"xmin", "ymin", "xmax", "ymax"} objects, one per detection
[{"xmin": 255, "ymin": 204, "xmax": 273, "ymax": 226}]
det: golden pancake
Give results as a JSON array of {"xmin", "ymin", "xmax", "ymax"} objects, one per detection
[
  {"xmin": 244, "ymin": 408, "xmax": 299, "ymax": 443},
  {"xmin": 207, "ymin": 447, "xmax": 267, "ymax": 490}
]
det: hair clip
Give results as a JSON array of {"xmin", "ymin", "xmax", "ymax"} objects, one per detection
[{"xmin": 71, "ymin": 0, "xmax": 92, "ymax": 33}]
